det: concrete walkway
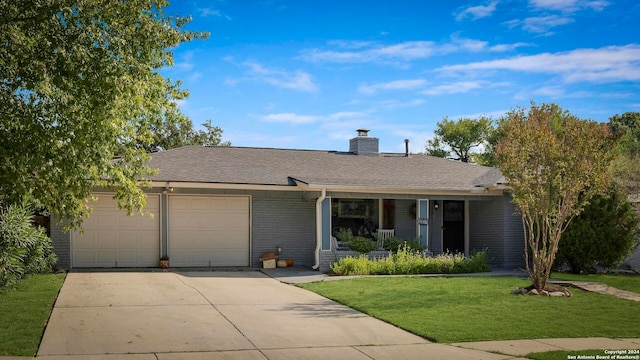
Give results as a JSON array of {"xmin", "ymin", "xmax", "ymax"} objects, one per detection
[{"xmin": 549, "ymin": 280, "xmax": 640, "ymax": 301}]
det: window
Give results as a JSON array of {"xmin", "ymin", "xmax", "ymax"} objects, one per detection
[{"xmin": 331, "ymin": 198, "xmax": 379, "ymax": 238}]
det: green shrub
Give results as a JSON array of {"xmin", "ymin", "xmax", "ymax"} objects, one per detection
[
  {"xmin": 330, "ymin": 243, "xmax": 490, "ymax": 275},
  {"xmin": 348, "ymin": 236, "xmax": 377, "ymax": 254},
  {"xmin": 382, "ymin": 236, "xmax": 402, "ymax": 251},
  {"xmin": 554, "ymin": 186, "xmax": 639, "ymax": 273},
  {"xmin": 335, "ymin": 228, "xmax": 354, "ymax": 243},
  {"xmin": 0, "ymin": 200, "xmax": 57, "ymax": 287},
  {"xmin": 383, "ymin": 237, "xmax": 425, "ymax": 252}
]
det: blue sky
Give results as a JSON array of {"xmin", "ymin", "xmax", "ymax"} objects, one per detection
[{"xmin": 163, "ymin": 0, "xmax": 640, "ymax": 153}]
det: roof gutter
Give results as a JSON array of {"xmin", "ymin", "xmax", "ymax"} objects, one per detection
[{"xmin": 312, "ymin": 188, "xmax": 326, "ymax": 270}]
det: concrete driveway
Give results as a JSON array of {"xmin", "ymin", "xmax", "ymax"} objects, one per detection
[{"xmin": 37, "ymin": 271, "xmax": 511, "ymax": 359}]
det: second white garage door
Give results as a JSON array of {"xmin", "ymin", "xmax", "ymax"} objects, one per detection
[{"xmin": 168, "ymin": 195, "xmax": 250, "ymax": 267}]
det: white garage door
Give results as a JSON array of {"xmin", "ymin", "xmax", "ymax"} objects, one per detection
[
  {"xmin": 169, "ymin": 196, "xmax": 250, "ymax": 267},
  {"xmin": 73, "ymin": 194, "xmax": 160, "ymax": 268}
]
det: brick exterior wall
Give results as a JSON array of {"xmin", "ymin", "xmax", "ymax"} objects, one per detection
[
  {"xmin": 468, "ymin": 197, "xmax": 525, "ymax": 269},
  {"xmin": 50, "ymin": 218, "xmax": 71, "ymax": 269},
  {"xmin": 394, "ymin": 199, "xmax": 416, "ymax": 241},
  {"xmin": 502, "ymin": 197, "xmax": 525, "ymax": 269},
  {"xmin": 251, "ymin": 193, "xmax": 316, "ymax": 268},
  {"xmin": 469, "ymin": 199, "xmax": 505, "ymax": 267}
]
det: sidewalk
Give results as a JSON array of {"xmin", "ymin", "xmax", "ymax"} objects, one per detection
[{"xmin": 453, "ymin": 337, "xmax": 640, "ymax": 357}]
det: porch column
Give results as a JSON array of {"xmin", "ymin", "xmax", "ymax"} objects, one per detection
[{"xmin": 464, "ymin": 200, "xmax": 470, "ymax": 257}]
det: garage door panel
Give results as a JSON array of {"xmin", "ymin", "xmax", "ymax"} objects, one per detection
[
  {"xmin": 73, "ymin": 194, "xmax": 160, "ymax": 268},
  {"xmin": 168, "ymin": 196, "xmax": 249, "ymax": 267}
]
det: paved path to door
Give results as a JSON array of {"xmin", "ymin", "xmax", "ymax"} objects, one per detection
[{"xmin": 37, "ymin": 271, "xmax": 512, "ymax": 359}]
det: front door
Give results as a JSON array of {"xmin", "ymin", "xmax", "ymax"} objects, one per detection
[{"xmin": 442, "ymin": 201, "xmax": 464, "ymax": 254}]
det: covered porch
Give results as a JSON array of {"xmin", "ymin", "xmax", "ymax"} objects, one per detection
[{"xmin": 316, "ymin": 193, "xmax": 524, "ymax": 272}]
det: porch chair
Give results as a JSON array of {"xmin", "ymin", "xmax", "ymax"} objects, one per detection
[{"xmin": 375, "ymin": 229, "xmax": 395, "ymax": 250}]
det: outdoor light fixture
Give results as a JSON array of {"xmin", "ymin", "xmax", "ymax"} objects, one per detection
[
  {"xmin": 433, "ymin": 200, "xmax": 439, "ymax": 210},
  {"xmin": 163, "ymin": 182, "xmax": 174, "ymax": 194}
]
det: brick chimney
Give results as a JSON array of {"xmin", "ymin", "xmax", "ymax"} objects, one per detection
[{"xmin": 349, "ymin": 129, "xmax": 379, "ymax": 155}]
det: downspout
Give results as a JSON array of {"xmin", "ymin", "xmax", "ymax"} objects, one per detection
[{"xmin": 312, "ymin": 188, "xmax": 327, "ymax": 270}]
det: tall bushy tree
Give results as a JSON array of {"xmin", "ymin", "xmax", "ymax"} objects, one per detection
[
  {"xmin": 496, "ymin": 102, "xmax": 613, "ymax": 291},
  {"xmin": 144, "ymin": 118, "xmax": 231, "ymax": 153},
  {"xmin": 425, "ymin": 116, "xmax": 493, "ymax": 163},
  {"xmin": 0, "ymin": 0, "xmax": 207, "ymax": 226},
  {"xmin": 608, "ymin": 112, "xmax": 640, "ymax": 211},
  {"xmin": 554, "ymin": 185, "xmax": 639, "ymax": 273}
]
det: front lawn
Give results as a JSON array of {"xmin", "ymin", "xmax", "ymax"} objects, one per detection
[
  {"xmin": 299, "ymin": 276, "xmax": 640, "ymax": 343},
  {"xmin": 551, "ymin": 273, "xmax": 640, "ymax": 294},
  {"xmin": 0, "ymin": 273, "xmax": 66, "ymax": 356}
]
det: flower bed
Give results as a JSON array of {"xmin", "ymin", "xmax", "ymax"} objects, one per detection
[{"xmin": 330, "ymin": 244, "xmax": 490, "ymax": 275}]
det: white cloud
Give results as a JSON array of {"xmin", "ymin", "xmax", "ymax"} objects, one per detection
[
  {"xmin": 378, "ymin": 99, "xmax": 426, "ymax": 110},
  {"xmin": 259, "ymin": 110, "xmax": 378, "ymax": 132},
  {"xmin": 438, "ymin": 45, "xmax": 640, "ymax": 83},
  {"xmin": 533, "ymin": 86, "xmax": 566, "ymax": 97},
  {"xmin": 421, "ymin": 81, "xmax": 489, "ymax": 95},
  {"xmin": 300, "ymin": 41, "xmax": 436, "ymax": 64},
  {"xmin": 443, "ymin": 36, "xmax": 530, "ymax": 53},
  {"xmin": 300, "ymin": 38, "xmax": 526, "ymax": 65},
  {"xmin": 358, "ymin": 79, "xmax": 427, "ymax": 95},
  {"xmin": 451, "ymin": 109, "xmax": 510, "ymax": 120},
  {"xmin": 327, "ymin": 111, "xmax": 371, "ymax": 120},
  {"xmin": 260, "ymin": 113, "xmax": 322, "ymax": 124},
  {"xmin": 199, "ymin": 7, "xmax": 232, "ymax": 20},
  {"xmin": 512, "ymin": 15, "xmax": 575, "ymax": 34},
  {"xmin": 529, "ymin": 0, "xmax": 609, "ymax": 13},
  {"xmin": 503, "ymin": 0, "xmax": 609, "ymax": 34},
  {"xmin": 234, "ymin": 62, "xmax": 318, "ymax": 92},
  {"xmin": 455, "ymin": 1, "xmax": 499, "ymax": 21}
]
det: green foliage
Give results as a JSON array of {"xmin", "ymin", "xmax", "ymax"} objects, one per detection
[
  {"xmin": 331, "ymin": 244, "xmax": 490, "ymax": 275},
  {"xmin": 425, "ymin": 116, "xmax": 493, "ymax": 163},
  {"xmin": 348, "ymin": 236, "xmax": 377, "ymax": 254},
  {"xmin": 424, "ymin": 137, "xmax": 450, "ymax": 158},
  {"xmin": 0, "ymin": 0, "xmax": 207, "ymax": 227},
  {"xmin": 609, "ymin": 112, "xmax": 640, "ymax": 157},
  {"xmin": 496, "ymin": 102, "xmax": 614, "ymax": 290},
  {"xmin": 335, "ymin": 228, "xmax": 354, "ymax": 243},
  {"xmin": 608, "ymin": 112, "xmax": 640, "ymax": 201},
  {"xmin": 382, "ymin": 237, "xmax": 424, "ymax": 252},
  {"xmin": 0, "ymin": 201, "xmax": 57, "ymax": 287},
  {"xmin": 554, "ymin": 186, "xmax": 639, "ymax": 273},
  {"xmin": 145, "ymin": 118, "xmax": 231, "ymax": 153}
]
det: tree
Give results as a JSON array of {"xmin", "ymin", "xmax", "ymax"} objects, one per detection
[
  {"xmin": 496, "ymin": 102, "xmax": 613, "ymax": 291},
  {"xmin": 554, "ymin": 185, "xmax": 639, "ymax": 273},
  {"xmin": 0, "ymin": 0, "xmax": 207, "ymax": 227},
  {"xmin": 144, "ymin": 117, "xmax": 231, "ymax": 153},
  {"xmin": 473, "ymin": 121, "xmax": 503, "ymax": 167},
  {"xmin": 608, "ymin": 112, "xmax": 640, "ymax": 209},
  {"xmin": 424, "ymin": 137, "xmax": 450, "ymax": 159},
  {"xmin": 425, "ymin": 116, "xmax": 493, "ymax": 163}
]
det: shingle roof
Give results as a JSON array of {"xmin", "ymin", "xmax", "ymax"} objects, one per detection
[{"xmin": 147, "ymin": 146, "xmax": 506, "ymax": 192}]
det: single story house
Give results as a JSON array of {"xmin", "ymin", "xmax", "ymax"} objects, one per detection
[{"xmin": 51, "ymin": 129, "xmax": 525, "ymax": 271}]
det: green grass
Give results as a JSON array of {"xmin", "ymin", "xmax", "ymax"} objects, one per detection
[
  {"xmin": 551, "ymin": 273, "xmax": 640, "ymax": 294},
  {"xmin": 526, "ymin": 349, "xmax": 606, "ymax": 360},
  {"xmin": 299, "ymin": 276, "xmax": 640, "ymax": 343},
  {"xmin": 0, "ymin": 273, "xmax": 66, "ymax": 356}
]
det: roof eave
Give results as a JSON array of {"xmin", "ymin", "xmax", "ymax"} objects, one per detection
[{"xmin": 294, "ymin": 180, "xmax": 504, "ymax": 196}]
